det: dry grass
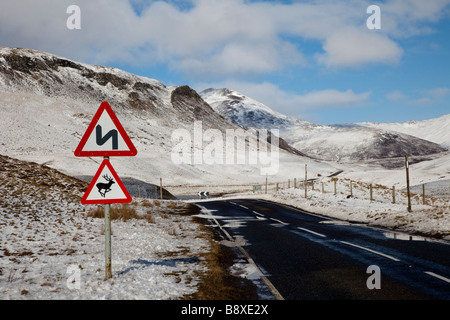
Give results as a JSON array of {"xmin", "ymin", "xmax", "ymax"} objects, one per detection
[
  {"xmin": 86, "ymin": 204, "xmax": 138, "ymax": 221},
  {"xmin": 183, "ymin": 219, "xmax": 258, "ymax": 300}
]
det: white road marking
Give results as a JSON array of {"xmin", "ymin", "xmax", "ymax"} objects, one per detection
[
  {"xmin": 252, "ymin": 210, "xmax": 264, "ymax": 217},
  {"xmin": 297, "ymin": 227, "xmax": 327, "ymax": 238},
  {"xmin": 424, "ymin": 271, "xmax": 450, "ymax": 284},
  {"xmin": 340, "ymin": 241, "xmax": 400, "ymax": 262},
  {"xmin": 270, "ymin": 218, "xmax": 288, "ymax": 225}
]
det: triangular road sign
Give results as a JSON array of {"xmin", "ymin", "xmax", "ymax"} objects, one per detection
[
  {"xmin": 74, "ymin": 102, "xmax": 137, "ymax": 157},
  {"xmin": 81, "ymin": 159, "xmax": 132, "ymax": 204}
]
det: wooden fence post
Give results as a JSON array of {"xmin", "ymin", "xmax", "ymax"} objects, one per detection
[
  {"xmin": 422, "ymin": 184, "xmax": 426, "ymax": 205},
  {"xmin": 392, "ymin": 186, "xmax": 396, "ymax": 204},
  {"xmin": 265, "ymin": 174, "xmax": 268, "ymax": 194},
  {"xmin": 350, "ymin": 181, "xmax": 353, "ymax": 197}
]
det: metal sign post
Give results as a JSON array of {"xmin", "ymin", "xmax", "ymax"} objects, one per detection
[
  {"xmin": 104, "ymin": 203, "xmax": 112, "ymax": 279},
  {"xmin": 104, "ymin": 156, "xmax": 112, "ymax": 280}
]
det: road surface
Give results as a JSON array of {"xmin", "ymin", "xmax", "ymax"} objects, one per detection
[{"xmin": 195, "ymin": 198, "xmax": 450, "ymax": 300}]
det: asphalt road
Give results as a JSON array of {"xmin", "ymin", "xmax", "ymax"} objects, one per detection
[{"xmin": 195, "ymin": 198, "xmax": 450, "ymax": 300}]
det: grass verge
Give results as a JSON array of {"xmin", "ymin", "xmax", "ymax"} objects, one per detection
[{"xmin": 184, "ymin": 216, "xmax": 259, "ymax": 300}]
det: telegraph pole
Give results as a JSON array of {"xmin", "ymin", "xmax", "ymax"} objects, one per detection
[
  {"xmin": 405, "ymin": 155, "xmax": 412, "ymax": 212},
  {"xmin": 304, "ymin": 164, "xmax": 308, "ymax": 199}
]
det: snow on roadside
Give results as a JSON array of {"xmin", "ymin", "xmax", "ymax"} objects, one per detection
[
  {"xmin": 0, "ymin": 155, "xmax": 211, "ymax": 299},
  {"xmin": 190, "ymin": 174, "xmax": 449, "ymax": 241},
  {"xmin": 247, "ymin": 176, "xmax": 449, "ymax": 240},
  {"xmin": 0, "ymin": 199, "xmax": 210, "ymax": 300}
]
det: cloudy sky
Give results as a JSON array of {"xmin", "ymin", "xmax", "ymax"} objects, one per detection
[{"xmin": 1, "ymin": 0, "xmax": 449, "ymax": 124}]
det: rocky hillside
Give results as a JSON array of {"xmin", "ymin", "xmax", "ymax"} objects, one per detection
[{"xmin": 0, "ymin": 47, "xmax": 320, "ymax": 186}]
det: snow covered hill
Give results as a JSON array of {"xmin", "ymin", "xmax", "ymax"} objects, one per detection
[
  {"xmin": 200, "ymin": 88, "xmax": 297, "ymax": 130},
  {"xmin": 358, "ymin": 114, "xmax": 450, "ymax": 149},
  {"xmin": 201, "ymin": 88, "xmax": 448, "ymax": 163},
  {"xmin": 0, "ymin": 47, "xmax": 333, "ymax": 188}
]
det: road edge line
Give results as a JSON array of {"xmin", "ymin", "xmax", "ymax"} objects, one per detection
[{"xmin": 209, "ymin": 215, "xmax": 285, "ymax": 300}]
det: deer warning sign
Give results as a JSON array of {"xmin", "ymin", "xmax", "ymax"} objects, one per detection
[
  {"xmin": 74, "ymin": 101, "xmax": 137, "ymax": 157},
  {"xmin": 81, "ymin": 159, "xmax": 132, "ymax": 204}
]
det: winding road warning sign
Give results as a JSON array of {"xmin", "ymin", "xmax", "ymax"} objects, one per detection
[{"xmin": 74, "ymin": 101, "xmax": 137, "ymax": 157}]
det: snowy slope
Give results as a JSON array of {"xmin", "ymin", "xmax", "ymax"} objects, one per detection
[
  {"xmin": 358, "ymin": 114, "xmax": 450, "ymax": 149},
  {"xmin": 201, "ymin": 88, "xmax": 448, "ymax": 163},
  {"xmin": 284, "ymin": 124, "xmax": 447, "ymax": 163},
  {"xmin": 0, "ymin": 154, "xmax": 211, "ymax": 299},
  {"xmin": 0, "ymin": 47, "xmax": 336, "ymax": 188}
]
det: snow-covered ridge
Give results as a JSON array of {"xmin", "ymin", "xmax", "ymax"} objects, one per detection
[
  {"xmin": 358, "ymin": 114, "xmax": 450, "ymax": 149},
  {"xmin": 201, "ymin": 88, "xmax": 448, "ymax": 163}
]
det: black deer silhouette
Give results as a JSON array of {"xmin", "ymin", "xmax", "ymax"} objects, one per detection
[{"xmin": 96, "ymin": 174, "xmax": 115, "ymax": 198}]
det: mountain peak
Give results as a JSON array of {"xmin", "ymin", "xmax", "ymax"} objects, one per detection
[{"xmin": 200, "ymin": 88, "xmax": 294, "ymax": 130}]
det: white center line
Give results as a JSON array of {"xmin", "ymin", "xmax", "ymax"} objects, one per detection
[
  {"xmin": 340, "ymin": 241, "xmax": 400, "ymax": 262},
  {"xmin": 424, "ymin": 271, "xmax": 450, "ymax": 284},
  {"xmin": 297, "ymin": 227, "xmax": 327, "ymax": 238},
  {"xmin": 270, "ymin": 218, "xmax": 288, "ymax": 225},
  {"xmin": 252, "ymin": 210, "xmax": 264, "ymax": 217}
]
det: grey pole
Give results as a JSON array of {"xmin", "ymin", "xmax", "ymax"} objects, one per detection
[{"xmin": 104, "ymin": 156, "xmax": 112, "ymax": 280}]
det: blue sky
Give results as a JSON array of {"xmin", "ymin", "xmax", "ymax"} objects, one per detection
[{"xmin": 1, "ymin": 0, "xmax": 449, "ymax": 125}]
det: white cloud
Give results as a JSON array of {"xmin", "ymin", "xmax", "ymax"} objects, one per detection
[
  {"xmin": 381, "ymin": 0, "xmax": 450, "ymax": 37},
  {"xmin": 317, "ymin": 27, "xmax": 403, "ymax": 68},
  {"xmin": 386, "ymin": 90, "xmax": 408, "ymax": 101},
  {"xmin": 0, "ymin": 0, "xmax": 449, "ymax": 76},
  {"xmin": 178, "ymin": 40, "xmax": 305, "ymax": 77},
  {"xmin": 386, "ymin": 87, "xmax": 450, "ymax": 106},
  {"xmin": 427, "ymin": 87, "xmax": 450, "ymax": 98},
  {"xmin": 409, "ymin": 87, "xmax": 450, "ymax": 106}
]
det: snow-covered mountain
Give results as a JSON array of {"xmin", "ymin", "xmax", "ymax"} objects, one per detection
[
  {"xmin": 200, "ymin": 88, "xmax": 297, "ymax": 130},
  {"xmin": 358, "ymin": 114, "xmax": 450, "ymax": 149},
  {"xmin": 0, "ymin": 47, "xmax": 335, "ymax": 187},
  {"xmin": 201, "ymin": 88, "xmax": 448, "ymax": 163}
]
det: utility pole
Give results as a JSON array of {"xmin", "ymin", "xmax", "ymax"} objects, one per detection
[
  {"xmin": 405, "ymin": 155, "xmax": 412, "ymax": 212},
  {"xmin": 304, "ymin": 164, "xmax": 308, "ymax": 199}
]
